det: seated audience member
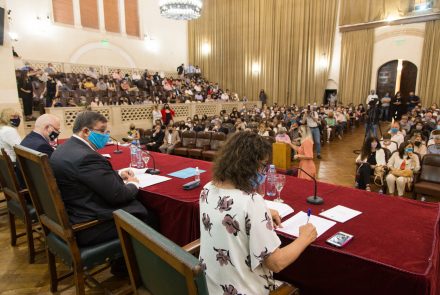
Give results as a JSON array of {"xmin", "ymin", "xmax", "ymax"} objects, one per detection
[
  {"xmin": 49, "ymin": 111, "xmax": 156, "ymax": 260},
  {"xmin": 408, "ymin": 121, "xmax": 430, "ymax": 141},
  {"xmin": 127, "ymin": 123, "xmax": 140, "ymax": 141},
  {"xmin": 257, "ymin": 123, "xmax": 269, "ymax": 136},
  {"xmin": 289, "ymin": 125, "xmax": 316, "ymax": 180},
  {"xmin": 159, "ymin": 124, "xmax": 180, "ymax": 154},
  {"xmin": 411, "ymin": 133, "xmax": 427, "ymax": 158},
  {"xmin": 83, "ymin": 78, "xmax": 95, "ymax": 89},
  {"xmin": 325, "ymin": 111, "xmax": 340, "ymax": 141},
  {"xmin": 234, "ymin": 117, "xmax": 246, "ymax": 131},
  {"xmin": 90, "ymin": 97, "xmax": 104, "ymax": 107},
  {"xmin": 400, "ymin": 115, "xmax": 412, "ymax": 134},
  {"xmin": 386, "ymin": 141, "xmax": 420, "ymax": 196},
  {"xmin": 380, "ymin": 133, "xmax": 398, "ymax": 154},
  {"xmin": 146, "ymin": 124, "xmax": 164, "ymax": 152},
  {"xmin": 275, "ymin": 127, "xmax": 291, "ymax": 143},
  {"xmin": 0, "ymin": 108, "xmax": 22, "ymax": 162},
  {"xmin": 199, "ymin": 132, "xmax": 317, "ymax": 294},
  {"xmin": 389, "ymin": 122, "xmax": 405, "ymax": 147},
  {"xmin": 428, "ymin": 134, "xmax": 440, "ymax": 155},
  {"xmin": 355, "ymin": 137, "xmax": 386, "ymax": 191},
  {"xmin": 20, "ymin": 114, "xmax": 61, "ymax": 158},
  {"xmin": 96, "ymin": 78, "xmax": 108, "ymax": 91}
]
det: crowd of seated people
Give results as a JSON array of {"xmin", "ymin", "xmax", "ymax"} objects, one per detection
[
  {"xmin": 15, "ymin": 63, "xmax": 245, "ymax": 118},
  {"xmin": 355, "ymin": 102, "xmax": 440, "ymax": 196}
]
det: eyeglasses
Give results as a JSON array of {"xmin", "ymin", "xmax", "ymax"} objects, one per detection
[{"xmin": 49, "ymin": 124, "xmax": 61, "ymax": 134}]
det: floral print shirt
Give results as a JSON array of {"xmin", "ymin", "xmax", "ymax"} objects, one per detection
[{"xmin": 199, "ymin": 182, "xmax": 281, "ymax": 295}]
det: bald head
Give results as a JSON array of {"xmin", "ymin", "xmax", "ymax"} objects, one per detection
[{"xmin": 34, "ymin": 114, "xmax": 61, "ymax": 141}]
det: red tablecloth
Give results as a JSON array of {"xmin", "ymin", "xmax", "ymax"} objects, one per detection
[{"xmin": 102, "ymin": 145, "xmax": 440, "ymax": 295}]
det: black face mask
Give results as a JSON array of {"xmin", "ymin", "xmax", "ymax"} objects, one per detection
[
  {"xmin": 10, "ymin": 118, "xmax": 21, "ymax": 127},
  {"xmin": 49, "ymin": 130, "xmax": 60, "ymax": 141},
  {"xmin": 414, "ymin": 141, "xmax": 422, "ymax": 147}
]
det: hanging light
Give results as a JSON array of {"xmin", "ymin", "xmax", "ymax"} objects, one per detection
[{"xmin": 159, "ymin": 0, "xmax": 203, "ymax": 20}]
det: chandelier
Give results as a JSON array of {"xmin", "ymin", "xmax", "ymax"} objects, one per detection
[{"xmin": 159, "ymin": 0, "xmax": 203, "ymax": 20}]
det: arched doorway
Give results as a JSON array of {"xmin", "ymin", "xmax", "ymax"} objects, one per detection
[{"xmin": 376, "ymin": 60, "xmax": 418, "ymax": 101}]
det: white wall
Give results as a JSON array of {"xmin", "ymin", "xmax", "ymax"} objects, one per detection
[
  {"xmin": 6, "ymin": 0, "xmax": 188, "ymax": 71},
  {"xmin": 371, "ymin": 23, "xmax": 425, "ymax": 91}
]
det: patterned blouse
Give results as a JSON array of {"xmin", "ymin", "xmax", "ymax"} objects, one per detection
[{"xmin": 199, "ymin": 182, "xmax": 281, "ymax": 295}]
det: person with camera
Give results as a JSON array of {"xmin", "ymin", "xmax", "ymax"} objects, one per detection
[{"xmin": 301, "ymin": 106, "xmax": 321, "ymax": 159}]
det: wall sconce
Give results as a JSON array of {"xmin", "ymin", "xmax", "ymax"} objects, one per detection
[
  {"xmin": 252, "ymin": 62, "xmax": 261, "ymax": 75},
  {"xmin": 8, "ymin": 32, "xmax": 19, "ymax": 41},
  {"xmin": 201, "ymin": 43, "xmax": 211, "ymax": 55}
]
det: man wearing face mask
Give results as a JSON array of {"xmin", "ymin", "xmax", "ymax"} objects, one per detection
[
  {"xmin": 427, "ymin": 135, "xmax": 440, "ymax": 155},
  {"xmin": 20, "ymin": 114, "xmax": 61, "ymax": 158},
  {"xmin": 50, "ymin": 111, "xmax": 155, "ymax": 255}
]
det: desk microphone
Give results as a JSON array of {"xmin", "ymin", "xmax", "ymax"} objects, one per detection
[
  {"xmin": 295, "ymin": 167, "xmax": 324, "ymax": 205},
  {"xmin": 110, "ymin": 136, "xmax": 123, "ymax": 154},
  {"xmin": 121, "ymin": 138, "xmax": 160, "ymax": 175}
]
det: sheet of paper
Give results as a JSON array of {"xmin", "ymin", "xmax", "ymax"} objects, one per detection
[
  {"xmin": 119, "ymin": 167, "xmax": 147, "ymax": 175},
  {"xmin": 319, "ymin": 205, "xmax": 362, "ymax": 223},
  {"xmin": 168, "ymin": 167, "xmax": 206, "ymax": 179},
  {"xmin": 101, "ymin": 154, "xmax": 112, "ymax": 158},
  {"xmin": 264, "ymin": 200, "xmax": 294, "ymax": 218},
  {"xmin": 276, "ymin": 211, "xmax": 336, "ymax": 238},
  {"xmin": 136, "ymin": 174, "xmax": 171, "ymax": 188}
]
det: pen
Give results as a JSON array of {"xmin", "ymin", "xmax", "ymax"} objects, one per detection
[{"xmin": 307, "ymin": 208, "xmax": 311, "ymax": 224}]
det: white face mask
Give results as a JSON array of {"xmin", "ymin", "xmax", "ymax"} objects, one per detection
[{"xmin": 95, "ymin": 98, "xmax": 99, "ymax": 102}]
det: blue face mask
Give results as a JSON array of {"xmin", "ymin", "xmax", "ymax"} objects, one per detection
[
  {"xmin": 88, "ymin": 131, "xmax": 110, "ymax": 149},
  {"xmin": 390, "ymin": 128, "xmax": 398, "ymax": 133},
  {"xmin": 405, "ymin": 148, "xmax": 414, "ymax": 153},
  {"xmin": 437, "ymin": 125, "xmax": 440, "ymax": 130},
  {"xmin": 251, "ymin": 172, "xmax": 267, "ymax": 189}
]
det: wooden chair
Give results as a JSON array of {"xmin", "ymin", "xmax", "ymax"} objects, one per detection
[
  {"xmin": 0, "ymin": 149, "xmax": 40, "ymax": 263},
  {"xmin": 188, "ymin": 132, "xmax": 211, "ymax": 158},
  {"xmin": 113, "ymin": 210, "xmax": 298, "ymax": 295},
  {"xmin": 14, "ymin": 145, "xmax": 122, "ymax": 295},
  {"xmin": 202, "ymin": 132, "xmax": 226, "ymax": 161},
  {"xmin": 413, "ymin": 154, "xmax": 440, "ymax": 200}
]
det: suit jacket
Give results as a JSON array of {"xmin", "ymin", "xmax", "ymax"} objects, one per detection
[
  {"xmin": 163, "ymin": 130, "xmax": 180, "ymax": 145},
  {"xmin": 50, "ymin": 137, "xmax": 147, "ymax": 224},
  {"xmin": 20, "ymin": 131, "xmax": 54, "ymax": 158}
]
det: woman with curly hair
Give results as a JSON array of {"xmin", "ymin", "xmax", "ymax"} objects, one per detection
[{"xmin": 199, "ymin": 131, "xmax": 317, "ymax": 294}]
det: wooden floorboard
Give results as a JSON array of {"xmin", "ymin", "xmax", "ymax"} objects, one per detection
[{"xmin": 0, "ymin": 123, "xmax": 432, "ymax": 293}]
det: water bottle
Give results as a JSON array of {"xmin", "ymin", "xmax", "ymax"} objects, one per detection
[
  {"xmin": 266, "ymin": 165, "xmax": 277, "ymax": 197},
  {"xmin": 194, "ymin": 167, "xmax": 200, "ymax": 182},
  {"xmin": 130, "ymin": 141, "xmax": 138, "ymax": 168}
]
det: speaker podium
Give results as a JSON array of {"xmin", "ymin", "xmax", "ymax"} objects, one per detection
[{"xmin": 272, "ymin": 142, "xmax": 291, "ymax": 170}]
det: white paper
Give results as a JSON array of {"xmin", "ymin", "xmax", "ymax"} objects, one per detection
[
  {"xmin": 319, "ymin": 205, "xmax": 362, "ymax": 223},
  {"xmin": 136, "ymin": 174, "xmax": 171, "ymax": 188},
  {"xmin": 119, "ymin": 167, "xmax": 147, "ymax": 175},
  {"xmin": 265, "ymin": 200, "xmax": 294, "ymax": 218},
  {"xmin": 276, "ymin": 211, "xmax": 336, "ymax": 238},
  {"xmin": 101, "ymin": 154, "xmax": 112, "ymax": 158}
]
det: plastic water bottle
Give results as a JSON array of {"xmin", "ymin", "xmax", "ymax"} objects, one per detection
[
  {"xmin": 135, "ymin": 140, "xmax": 144, "ymax": 168},
  {"xmin": 266, "ymin": 165, "xmax": 277, "ymax": 197},
  {"xmin": 130, "ymin": 141, "xmax": 138, "ymax": 168},
  {"xmin": 194, "ymin": 167, "xmax": 200, "ymax": 182}
]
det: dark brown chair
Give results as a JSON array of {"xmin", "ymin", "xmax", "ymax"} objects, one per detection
[
  {"xmin": 413, "ymin": 154, "xmax": 440, "ymax": 200},
  {"xmin": 202, "ymin": 132, "xmax": 226, "ymax": 161},
  {"xmin": 188, "ymin": 132, "xmax": 212, "ymax": 158},
  {"xmin": 14, "ymin": 145, "xmax": 122, "ymax": 295},
  {"xmin": 114, "ymin": 210, "xmax": 298, "ymax": 295},
  {"xmin": 0, "ymin": 149, "xmax": 40, "ymax": 263},
  {"xmin": 174, "ymin": 130, "xmax": 197, "ymax": 157}
]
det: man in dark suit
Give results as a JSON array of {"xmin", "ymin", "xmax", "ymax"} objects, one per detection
[
  {"xmin": 21, "ymin": 114, "xmax": 61, "ymax": 158},
  {"xmin": 50, "ymin": 111, "xmax": 155, "ymax": 248}
]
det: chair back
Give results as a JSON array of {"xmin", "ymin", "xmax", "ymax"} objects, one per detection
[
  {"xmin": 195, "ymin": 132, "xmax": 211, "ymax": 148},
  {"xmin": 14, "ymin": 145, "xmax": 72, "ymax": 240},
  {"xmin": 210, "ymin": 132, "xmax": 226, "ymax": 151},
  {"xmin": 383, "ymin": 148, "xmax": 392, "ymax": 162},
  {"xmin": 0, "ymin": 149, "xmax": 25, "ymax": 207},
  {"xmin": 181, "ymin": 131, "xmax": 197, "ymax": 148},
  {"xmin": 419, "ymin": 154, "xmax": 440, "ymax": 183},
  {"xmin": 114, "ymin": 210, "xmax": 209, "ymax": 295}
]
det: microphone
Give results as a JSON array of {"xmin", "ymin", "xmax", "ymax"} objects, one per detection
[
  {"xmin": 122, "ymin": 138, "xmax": 160, "ymax": 175},
  {"xmin": 295, "ymin": 167, "xmax": 324, "ymax": 205},
  {"xmin": 110, "ymin": 136, "xmax": 123, "ymax": 154}
]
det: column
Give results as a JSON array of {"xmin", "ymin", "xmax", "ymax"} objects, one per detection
[
  {"xmin": 97, "ymin": 0, "xmax": 105, "ymax": 32},
  {"xmin": 72, "ymin": 0, "xmax": 82, "ymax": 28},
  {"xmin": 118, "ymin": 0, "xmax": 126, "ymax": 36}
]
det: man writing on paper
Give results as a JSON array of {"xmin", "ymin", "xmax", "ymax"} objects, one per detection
[{"xmin": 50, "ymin": 111, "xmax": 157, "ymax": 267}]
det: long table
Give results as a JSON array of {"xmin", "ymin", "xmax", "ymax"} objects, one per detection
[{"xmin": 102, "ymin": 145, "xmax": 440, "ymax": 295}]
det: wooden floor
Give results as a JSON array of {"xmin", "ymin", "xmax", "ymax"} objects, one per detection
[{"xmin": 0, "ymin": 123, "xmax": 407, "ymax": 294}]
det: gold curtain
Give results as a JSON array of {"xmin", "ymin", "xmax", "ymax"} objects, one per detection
[
  {"xmin": 188, "ymin": 0, "xmax": 339, "ymax": 105},
  {"xmin": 338, "ymin": 29, "xmax": 375, "ymax": 105},
  {"xmin": 418, "ymin": 20, "xmax": 440, "ymax": 107}
]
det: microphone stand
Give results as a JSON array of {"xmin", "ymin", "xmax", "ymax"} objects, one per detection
[
  {"xmin": 296, "ymin": 167, "xmax": 324, "ymax": 205},
  {"xmin": 110, "ymin": 136, "xmax": 122, "ymax": 154}
]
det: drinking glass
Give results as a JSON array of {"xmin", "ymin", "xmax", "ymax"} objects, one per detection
[
  {"xmin": 274, "ymin": 174, "xmax": 286, "ymax": 203},
  {"xmin": 141, "ymin": 152, "xmax": 150, "ymax": 168}
]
